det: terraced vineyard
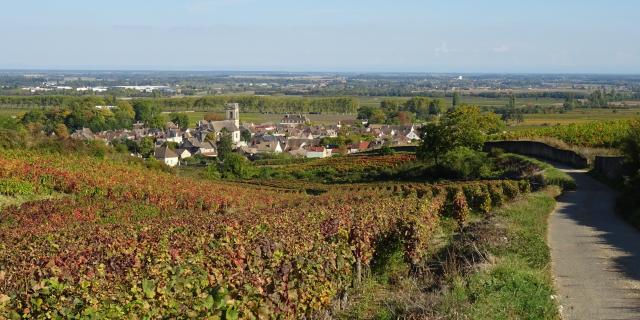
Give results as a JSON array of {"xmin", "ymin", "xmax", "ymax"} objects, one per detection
[
  {"xmin": 500, "ymin": 119, "xmax": 634, "ymax": 148},
  {"xmin": 0, "ymin": 151, "xmax": 530, "ymax": 318}
]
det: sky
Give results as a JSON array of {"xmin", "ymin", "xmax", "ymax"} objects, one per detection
[{"xmin": 1, "ymin": 0, "xmax": 639, "ymax": 73}]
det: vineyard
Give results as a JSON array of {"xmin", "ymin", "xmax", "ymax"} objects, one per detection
[
  {"xmin": 0, "ymin": 151, "xmax": 530, "ymax": 318},
  {"xmin": 499, "ymin": 120, "xmax": 634, "ymax": 148}
]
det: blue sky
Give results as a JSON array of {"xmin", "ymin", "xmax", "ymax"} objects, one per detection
[{"xmin": 1, "ymin": 0, "xmax": 639, "ymax": 73}]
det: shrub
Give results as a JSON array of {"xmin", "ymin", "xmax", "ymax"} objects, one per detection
[
  {"xmin": 441, "ymin": 147, "xmax": 492, "ymax": 180},
  {"xmin": 502, "ymin": 180, "xmax": 520, "ymax": 199},
  {"xmin": 218, "ymin": 153, "xmax": 255, "ymax": 179},
  {"xmin": 452, "ymin": 190, "xmax": 470, "ymax": 227},
  {"xmin": 379, "ymin": 146, "xmax": 395, "ymax": 155},
  {"xmin": 489, "ymin": 184, "xmax": 506, "ymax": 207}
]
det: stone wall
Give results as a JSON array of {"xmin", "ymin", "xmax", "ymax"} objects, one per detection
[{"xmin": 484, "ymin": 140, "xmax": 589, "ymax": 168}]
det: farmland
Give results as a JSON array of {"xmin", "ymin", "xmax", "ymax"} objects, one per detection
[
  {"xmin": 514, "ymin": 108, "xmax": 640, "ymax": 129},
  {"xmin": 499, "ymin": 120, "xmax": 634, "ymax": 148},
  {"xmin": 0, "ymin": 147, "xmax": 546, "ymax": 318}
]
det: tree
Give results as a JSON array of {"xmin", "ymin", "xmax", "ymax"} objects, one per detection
[
  {"xmin": 563, "ymin": 94, "xmax": 577, "ymax": 111},
  {"xmin": 217, "ymin": 153, "xmax": 252, "ymax": 179},
  {"xmin": 163, "ymin": 141, "xmax": 179, "ymax": 150},
  {"xmin": 21, "ymin": 109, "xmax": 46, "ymax": 126},
  {"xmin": 380, "ymin": 99, "xmax": 404, "ymax": 113},
  {"xmin": 149, "ymin": 114, "xmax": 168, "ymax": 130},
  {"xmin": 417, "ymin": 106, "xmax": 504, "ymax": 163},
  {"xmin": 114, "ymin": 101, "xmax": 135, "ymax": 129},
  {"xmin": 133, "ymin": 100, "xmax": 162, "ymax": 126},
  {"xmin": 588, "ymin": 89, "xmax": 609, "ymax": 108},
  {"xmin": 404, "ymin": 97, "xmax": 431, "ymax": 119},
  {"xmin": 387, "ymin": 111, "xmax": 414, "ymax": 125},
  {"xmin": 138, "ymin": 137, "xmax": 155, "ymax": 158},
  {"xmin": 417, "ymin": 122, "xmax": 450, "ymax": 165},
  {"xmin": 216, "ymin": 128, "xmax": 233, "ymax": 160},
  {"xmin": 452, "ymin": 92, "xmax": 461, "ymax": 107},
  {"xmin": 357, "ymin": 106, "xmax": 386, "ymax": 124},
  {"xmin": 428, "ymin": 99, "xmax": 446, "ymax": 116},
  {"xmin": 169, "ymin": 112, "xmax": 190, "ymax": 129},
  {"xmin": 501, "ymin": 95, "xmax": 523, "ymax": 124},
  {"xmin": 240, "ymin": 128, "xmax": 252, "ymax": 143}
]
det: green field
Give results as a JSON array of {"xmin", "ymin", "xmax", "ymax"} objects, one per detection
[
  {"xmin": 357, "ymin": 96, "xmax": 565, "ymax": 109},
  {"xmin": 0, "ymin": 109, "xmax": 25, "ymax": 117}
]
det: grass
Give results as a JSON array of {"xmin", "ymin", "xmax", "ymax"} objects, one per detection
[
  {"xmin": 336, "ymin": 217, "xmax": 460, "ymax": 319},
  {"xmin": 500, "ymin": 153, "xmax": 577, "ymax": 190},
  {"xmin": 338, "ymin": 187, "xmax": 562, "ymax": 319},
  {"xmin": 0, "ymin": 192, "xmax": 62, "ymax": 211},
  {"xmin": 437, "ymin": 187, "xmax": 561, "ymax": 320}
]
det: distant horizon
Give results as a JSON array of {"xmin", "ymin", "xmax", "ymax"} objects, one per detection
[{"xmin": 2, "ymin": 67, "xmax": 640, "ymax": 77}]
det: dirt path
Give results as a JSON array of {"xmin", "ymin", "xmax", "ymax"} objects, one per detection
[{"xmin": 549, "ymin": 168, "xmax": 640, "ymax": 319}]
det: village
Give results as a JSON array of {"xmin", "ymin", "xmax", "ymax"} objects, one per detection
[{"xmin": 69, "ymin": 103, "xmax": 421, "ymax": 167}]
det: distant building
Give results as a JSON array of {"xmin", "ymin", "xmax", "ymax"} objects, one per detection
[
  {"xmin": 196, "ymin": 103, "xmax": 241, "ymax": 144},
  {"xmin": 306, "ymin": 146, "xmax": 331, "ymax": 158},
  {"xmin": 95, "ymin": 105, "xmax": 117, "ymax": 110},
  {"xmin": 175, "ymin": 148, "xmax": 192, "ymax": 160},
  {"xmin": 280, "ymin": 114, "xmax": 310, "ymax": 126},
  {"xmin": 154, "ymin": 146, "xmax": 179, "ymax": 167}
]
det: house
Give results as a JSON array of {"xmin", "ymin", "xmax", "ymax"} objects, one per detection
[
  {"xmin": 406, "ymin": 126, "xmax": 420, "ymax": 141},
  {"xmin": 348, "ymin": 141, "xmax": 371, "ymax": 154},
  {"xmin": 182, "ymin": 138, "xmax": 217, "ymax": 157},
  {"xmin": 280, "ymin": 114, "xmax": 310, "ymax": 126},
  {"xmin": 306, "ymin": 146, "xmax": 331, "ymax": 158},
  {"xmin": 154, "ymin": 146, "xmax": 179, "ymax": 167},
  {"xmin": 165, "ymin": 128, "xmax": 183, "ymax": 144},
  {"xmin": 253, "ymin": 140, "xmax": 283, "ymax": 153},
  {"xmin": 284, "ymin": 138, "xmax": 312, "ymax": 153},
  {"xmin": 175, "ymin": 148, "xmax": 192, "ymax": 160},
  {"xmin": 70, "ymin": 128, "xmax": 105, "ymax": 142}
]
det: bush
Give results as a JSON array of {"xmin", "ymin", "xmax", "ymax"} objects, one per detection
[
  {"xmin": 218, "ymin": 153, "xmax": 255, "ymax": 179},
  {"xmin": 441, "ymin": 147, "xmax": 492, "ymax": 180},
  {"xmin": 379, "ymin": 146, "xmax": 395, "ymax": 155}
]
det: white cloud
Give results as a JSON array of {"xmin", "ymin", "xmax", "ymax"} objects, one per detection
[{"xmin": 492, "ymin": 44, "xmax": 510, "ymax": 53}]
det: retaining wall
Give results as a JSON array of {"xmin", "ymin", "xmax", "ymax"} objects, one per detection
[{"xmin": 484, "ymin": 140, "xmax": 589, "ymax": 168}]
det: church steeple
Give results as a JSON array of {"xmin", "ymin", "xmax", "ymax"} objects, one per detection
[{"xmin": 226, "ymin": 103, "xmax": 240, "ymax": 127}]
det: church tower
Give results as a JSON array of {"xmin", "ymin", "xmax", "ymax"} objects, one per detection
[{"xmin": 226, "ymin": 103, "xmax": 240, "ymax": 127}]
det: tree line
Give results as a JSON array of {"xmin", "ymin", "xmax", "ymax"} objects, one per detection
[
  {"xmin": 18, "ymin": 100, "xmax": 193, "ymax": 136},
  {"xmin": 357, "ymin": 97, "xmax": 448, "ymax": 124},
  {"xmin": 0, "ymin": 95, "xmax": 359, "ymax": 114}
]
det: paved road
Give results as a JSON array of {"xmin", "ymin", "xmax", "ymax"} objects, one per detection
[{"xmin": 549, "ymin": 168, "xmax": 640, "ymax": 320}]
